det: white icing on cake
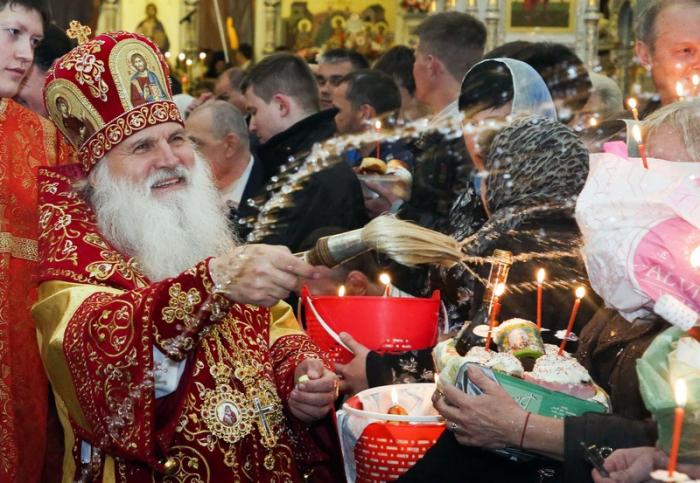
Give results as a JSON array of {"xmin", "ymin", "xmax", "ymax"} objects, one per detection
[
  {"xmin": 485, "ymin": 352, "xmax": 524, "ymax": 377},
  {"xmin": 464, "ymin": 346, "xmax": 524, "ymax": 377},
  {"xmin": 544, "ymin": 343, "xmax": 573, "ymax": 358},
  {"xmin": 464, "ymin": 346, "xmax": 492, "ymax": 365},
  {"xmin": 531, "ymin": 354, "xmax": 591, "ymax": 385}
]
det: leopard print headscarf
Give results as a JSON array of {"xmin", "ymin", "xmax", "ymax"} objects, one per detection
[{"xmin": 463, "ymin": 116, "xmax": 589, "ymax": 256}]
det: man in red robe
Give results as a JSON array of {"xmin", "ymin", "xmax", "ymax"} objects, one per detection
[
  {"xmin": 35, "ymin": 29, "xmax": 342, "ymax": 482},
  {"xmin": 0, "ymin": 2, "xmax": 75, "ymax": 481}
]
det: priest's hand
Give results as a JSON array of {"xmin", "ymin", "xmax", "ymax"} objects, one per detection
[
  {"xmin": 433, "ymin": 366, "xmax": 526, "ymax": 449},
  {"xmin": 210, "ymin": 244, "xmax": 320, "ymax": 307},
  {"xmin": 289, "ymin": 359, "xmax": 338, "ymax": 423},
  {"xmin": 334, "ymin": 332, "xmax": 369, "ymax": 395}
]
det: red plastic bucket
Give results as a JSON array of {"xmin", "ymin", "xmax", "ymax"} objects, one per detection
[
  {"xmin": 342, "ymin": 385, "xmax": 445, "ymax": 482},
  {"xmin": 302, "ymin": 287, "xmax": 440, "ymax": 364}
]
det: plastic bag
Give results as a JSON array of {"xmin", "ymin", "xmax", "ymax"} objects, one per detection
[
  {"xmin": 575, "ymin": 153, "xmax": 700, "ymax": 322},
  {"xmin": 637, "ymin": 327, "xmax": 700, "ymax": 464}
]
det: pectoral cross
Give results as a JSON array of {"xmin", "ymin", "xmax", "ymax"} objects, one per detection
[
  {"xmin": 252, "ymin": 397, "xmax": 276, "ymax": 441},
  {"xmin": 67, "ymin": 21, "xmax": 92, "ymax": 45}
]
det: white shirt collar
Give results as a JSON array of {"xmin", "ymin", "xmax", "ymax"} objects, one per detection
[{"xmin": 220, "ymin": 155, "xmax": 254, "ymax": 209}]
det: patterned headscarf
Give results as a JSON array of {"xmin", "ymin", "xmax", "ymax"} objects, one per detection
[{"xmin": 463, "ymin": 116, "xmax": 589, "ymax": 256}]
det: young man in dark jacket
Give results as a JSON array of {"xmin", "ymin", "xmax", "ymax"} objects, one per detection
[{"xmin": 238, "ymin": 53, "xmax": 367, "ymax": 251}]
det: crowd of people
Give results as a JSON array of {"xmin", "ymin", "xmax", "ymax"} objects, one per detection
[{"xmin": 1, "ymin": 0, "xmax": 699, "ymax": 482}]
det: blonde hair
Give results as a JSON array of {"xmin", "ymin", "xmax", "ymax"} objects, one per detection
[{"xmin": 642, "ymin": 98, "xmax": 700, "ymax": 162}]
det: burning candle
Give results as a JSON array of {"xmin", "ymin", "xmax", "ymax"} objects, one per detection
[
  {"xmin": 676, "ymin": 81, "xmax": 686, "ymax": 101},
  {"xmin": 589, "ymin": 117, "xmax": 598, "ymax": 128},
  {"xmin": 379, "ymin": 272, "xmax": 391, "ymax": 297},
  {"xmin": 374, "ymin": 120, "xmax": 382, "ymax": 159},
  {"xmin": 485, "ymin": 283, "xmax": 506, "ymax": 351},
  {"xmin": 558, "ymin": 287, "xmax": 586, "ymax": 355},
  {"xmin": 337, "ymin": 285, "xmax": 346, "ymax": 297},
  {"xmin": 668, "ymin": 379, "xmax": 688, "ymax": 476},
  {"xmin": 388, "ymin": 387, "xmax": 408, "ymax": 415},
  {"xmin": 536, "ymin": 269, "xmax": 545, "ymax": 330},
  {"xmin": 627, "ymin": 97, "xmax": 639, "ymax": 122},
  {"xmin": 632, "ymin": 123, "xmax": 649, "ymax": 170}
]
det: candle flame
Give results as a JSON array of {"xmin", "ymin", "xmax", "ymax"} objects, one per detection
[
  {"xmin": 178, "ymin": 52, "xmax": 186, "ymax": 61},
  {"xmin": 694, "ymin": 74, "xmax": 700, "ymax": 87},
  {"xmin": 495, "ymin": 283, "xmax": 506, "ymax": 297},
  {"xmin": 691, "ymin": 246, "xmax": 700, "ymax": 269},
  {"xmin": 626, "ymin": 97, "xmax": 637, "ymax": 110},
  {"xmin": 575, "ymin": 286, "xmax": 586, "ymax": 299},
  {"xmin": 391, "ymin": 387, "xmax": 399, "ymax": 405},
  {"xmin": 185, "ymin": 59, "xmax": 193, "ymax": 66},
  {"xmin": 374, "ymin": 120, "xmax": 382, "ymax": 130},
  {"xmin": 631, "ymin": 123, "xmax": 643, "ymax": 144},
  {"xmin": 164, "ymin": 51, "xmax": 171, "ymax": 59},
  {"xmin": 537, "ymin": 268, "xmax": 545, "ymax": 283},
  {"xmin": 676, "ymin": 81, "xmax": 685, "ymax": 98},
  {"xmin": 589, "ymin": 117, "xmax": 598, "ymax": 127},
  {"xmin": 675, "ymin": 379, "xmax": 688, "ymax": 407},
  {"xmin": 199, "ymin": 51, "xmax": 207, "ymax": 60},
  {"xmin": 379, "ymin": 273, "xmax": 391, "ymax": 285},
  {"xmin": 338, "ymin": 285, "xmax": 346, "ymax": 297}
]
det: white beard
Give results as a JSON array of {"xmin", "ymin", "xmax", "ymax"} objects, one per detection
[{"xmin": 90, "ymin": 154, "xmax": 237, "ymax": 282}]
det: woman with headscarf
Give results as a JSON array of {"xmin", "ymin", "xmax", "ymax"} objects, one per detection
[
  {"xmin": 339, "ymin": 59, "xmax": 591, "ymax": 392},
  {"xmin": 395, "ymin": 98, "xmax": 700, "ymax": 483},
  {"xmin": 389, "ymin": 57, "xmax": 555, "ymax": 237}
]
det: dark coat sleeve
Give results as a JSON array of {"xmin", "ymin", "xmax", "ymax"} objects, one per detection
[
  {"xmin": 257, "ymin": 162, "xmax": 368, "ymax": 252},
  {"xmin": 564, "ymin": 413, "xmax": 657, "ymax": 483}
]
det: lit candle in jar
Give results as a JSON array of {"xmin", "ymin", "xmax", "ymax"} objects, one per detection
[
  {"xmin": 379, "ymin": 272, "xmax": 392, "ymax": 297},
  {"xmin": 536, "ymin": 269, "xmax": 545, "ymax": 330},
  {"xmin": 337, "ymin": 285, "xmax": 346, "ymax": 297},
  {"xmin": 626, "ymin": 97, "xmax": 639, "ymax": 122},
  {"xmin": 387, "ymin": 387, "xmax": 408, "ymax": 415},
  {"xmin": 484, "ymin": 283, "xmax": 506, "ymax": 351},
  {"xmin": 667, "ymin": 379, "xmax": 687, "ymax": 477},
  {"xmin": 558, "ymin": 287, "xmax": 586, "ymax": 355},
  {"xmin": 632, "ymin": 123, "xmax": 649, "ymax": 170}
]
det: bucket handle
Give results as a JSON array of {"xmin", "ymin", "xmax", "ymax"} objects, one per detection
[
  {"xmin": 440, "ymin": 301, "xmax": 449, "ymax": 335},
  {"xmin": 305, "ymin": 296, "xmax": 353, "ymax": 353}
]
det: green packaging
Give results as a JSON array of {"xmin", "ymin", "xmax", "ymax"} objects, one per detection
[
  {"xmin": 457, "ymin": 363, "xmax": 608, "ymax": 418},
  {"xmin": 637, "ymin": 327, "xmax": 700, "ymax": 464}
]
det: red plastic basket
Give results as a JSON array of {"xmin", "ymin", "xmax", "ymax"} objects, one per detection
[
  {"xmin": 301, "ymin": 287, "xmax": 440, "ymax": 364},
  {"xmin": 343, "ymin": 388, "xmax": 445, "ymax": 482}
]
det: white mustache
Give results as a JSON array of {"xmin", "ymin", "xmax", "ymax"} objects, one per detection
[{"xmin": 146, "ymin": 166, "xmax": 190, "ymax": 189}]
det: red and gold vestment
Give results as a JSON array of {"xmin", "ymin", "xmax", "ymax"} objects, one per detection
[
  {"xmin": 33, "ymin": 165, "xmax": 337, "ymax": 482},
  {"xmin": 0, "ymin": 99, "xmax": 75, "ymax": 482}
]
